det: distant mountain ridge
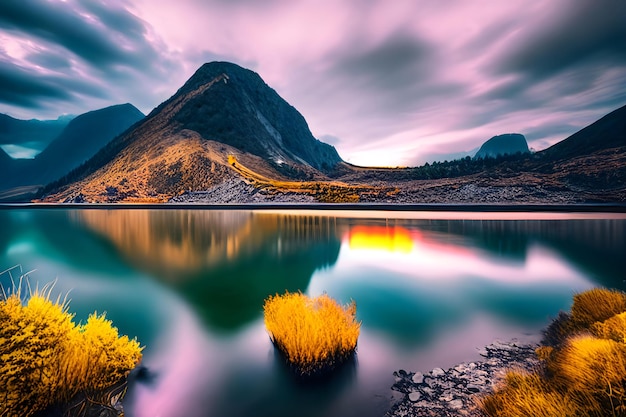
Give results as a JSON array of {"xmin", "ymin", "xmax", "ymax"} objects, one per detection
[
  {"xmin": 0, "ymin": 104, "xmax": 144, "ymax": 200},
  {"xmin": 31, "ymin": 103, "xmax": 144, "ymax": 183},
  {"xmin": 474, "ymin": 133, "xmax": 530, "ymax": 159},
  {"xmin": 0, "ymin": 113, "xmax": 72, "ymax": 156}
]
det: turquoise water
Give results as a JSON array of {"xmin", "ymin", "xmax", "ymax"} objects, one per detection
[{"xmin": 1, "ymin": 208, "xmax": 625, "ymax": 417}]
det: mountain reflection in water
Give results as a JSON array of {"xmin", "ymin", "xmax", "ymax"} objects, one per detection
[{"xmin": 1, "ymin": 209, "xmax": 624, "ymax": 417}]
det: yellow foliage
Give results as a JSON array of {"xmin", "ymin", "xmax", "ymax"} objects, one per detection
[
  {"xmin": 479, "ymin": 370, "xmax": 579, "ymax": 417},
  {"xmin": 570, "ymin": 288, "xmax": 626, "ymax": 330},
  {"xmin": 482, "ymin": 288, "xmax": 626, "ymax": 417},
  {"xmin": 0, "ymin": 292, "xmax": 142, "ymax": 417},
  {"xmin": 592, "ymin": 311, "xmax": 626, "ymax": 343},
  {"xmin": 551, "ymin": 335, "xmax": 626, "ymax": 412},
  {"xmin": 263, "ymin": 292, "xmax": 360, "ymax": 377}
]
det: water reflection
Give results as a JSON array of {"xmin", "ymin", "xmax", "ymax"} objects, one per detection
[
  {"xmin": 72, "ymin": 210, "xmax": 342, "ymax": 331},
  {"xmin": 1, "ymin": 209, "xmax": 624, "ymax": 417}
]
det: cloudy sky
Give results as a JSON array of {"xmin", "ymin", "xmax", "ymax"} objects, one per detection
[{"xmin": 0, "ymin": 0, "xmax": 625, "ymax": 166}]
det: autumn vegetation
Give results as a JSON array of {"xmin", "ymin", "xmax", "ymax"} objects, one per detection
[
  {"xmin": 480, "ymin": 288, "xmax": 626, "ymax": 417},
  {"xmin": 263, "ymin": 292, "xmax": 360, "ymax": 377},
  {"xmin": 0, "ymin": 282, "xmax": 142, "ymax": 417},
  {"xmin": 229, "ymin": 154, "xmax": 398, "ymax": 203}
]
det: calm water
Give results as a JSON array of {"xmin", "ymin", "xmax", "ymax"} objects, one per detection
[{"xmin": 1, "ymin": 208, "xmax": 625, "ymax": 417}]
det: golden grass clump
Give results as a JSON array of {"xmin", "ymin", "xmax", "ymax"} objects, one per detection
[
  {"xmin": 481, "ymin": 288, "xmax": 626, "ymax": 417},
  {"xmin": 0, "ymin": 289, "xmax": 142, "ymax": 417},
  {"xmin": 570, "ymin": 287, "xmax": 626, "ymax": 330},
  {"xmin": 479, "ymin": 370, "xmax": 579, "ymax": 417},
  {"xmin": 551, "ymin": 335, "xmax": 626, "ymax": 412},
  {"xmin": 263, "ymin": 292, "xmax": 360, "ymax": 377},
  {"xmin": 592, "ymin": 311, "xmax": 626, "ymax": 343}
]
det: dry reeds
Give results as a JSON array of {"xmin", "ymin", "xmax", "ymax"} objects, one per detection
[
  {"xmin": 480, "ymin": 287, "xmax": 626, "ymax": 417},
  {"xmin": 263, "ymin": 292, "xmax": 360, "ymax": 377},
  {"xmin": 0, "ymin": 282, "xmax": 142, "ymax": 417}
]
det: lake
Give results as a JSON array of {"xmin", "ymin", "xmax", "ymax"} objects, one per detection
[{"xmin": 1, "ymin": 208, "xmax": 625, "ymax": 417}]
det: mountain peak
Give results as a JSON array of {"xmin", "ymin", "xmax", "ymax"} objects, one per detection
[
  {"xmin": 171, "ymin": 61, "xmax": 342, "ymax": 171},
  {"xmin": 177, "ymin": 61, "xmax": 260, "ymax": 95}
]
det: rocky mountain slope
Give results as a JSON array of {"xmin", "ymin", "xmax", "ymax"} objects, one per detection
[
  {"xmin": 474, "ymin": 133, "xmax": 530, "ymax": 159},
  {"xmin": 42, "ymin": 62, "xmax": 344, "ymax": 203}
]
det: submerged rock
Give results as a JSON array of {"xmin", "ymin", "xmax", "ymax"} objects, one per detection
[{"xmin": 387, "ymin": 340, "xmax": 539, "ymax": 417}]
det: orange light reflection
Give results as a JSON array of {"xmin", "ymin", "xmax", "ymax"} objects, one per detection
[{"xmin": 348, "ymin": 225, "xmax": 415, "ymax": 253}]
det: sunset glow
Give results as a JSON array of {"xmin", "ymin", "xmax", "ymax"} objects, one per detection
[{"xmin": 348, "ymin": 225, "xmax": 414, "ymax": 253}]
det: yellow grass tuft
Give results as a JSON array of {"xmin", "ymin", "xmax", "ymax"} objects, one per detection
[
  {"xmin": 551, "ymin": 335, "xmax": 626, "ymax": 413},
  {"xmin": 481, "ymin": 288, "xmax": 626, "ymax": 417},
  {"xmin": 479, "ymin": 370, "xmax": 579, "ymax": 417},
  {"xmin": 592, "ymin": 311, "xmax": 626, "ymax": 343},
  {"xmin": 0, "ymin": 287, "xmax": 142, "ymax": 417},
  {"xmin": 263, "ymin": 292, "xmax": 360, "ymax": 377},
  {"xmin": 570, "ymin": 287, "xmax": 626, "ymax": 330}
]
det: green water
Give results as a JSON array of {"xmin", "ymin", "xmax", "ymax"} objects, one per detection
[{"xmin": 1, "ymin": 208, "xmax": 624, "ymax": 417}]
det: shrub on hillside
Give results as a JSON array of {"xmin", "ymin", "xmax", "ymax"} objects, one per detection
[{"xmin": 263, "ymin": 292, "xmax": 360, "ymax": 377}]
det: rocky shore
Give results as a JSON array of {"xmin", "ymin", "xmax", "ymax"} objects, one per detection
[
  {"xmin": 168, "ymin": 176, "xmax": 618, "ymax": 205},
  {"xmin": 387, "ymin": 340, "xmax": 540, "ymax": 417}
]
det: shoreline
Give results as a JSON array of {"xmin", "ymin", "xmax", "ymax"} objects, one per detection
[
  {"xmin": 387, "ymin": 339, "xmax": 540, "ymax": 417},
  {"xmin": 2, "ymin": 202, "xmax": 626, "ymax": 214}
]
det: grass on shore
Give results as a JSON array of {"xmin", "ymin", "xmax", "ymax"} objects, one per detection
[
  {"xmin": 263, "ymin": 292, "xmax": 360, "ymax": 377},
  {"xmin": 228, "ymin": 155, "xmax": 398, "ymax": 202},
  {"xmin": 0, "ymin": 276, "xmax": 142, "ymax": 417},
  {"xmin": 480, "ymin": 287, "xmax": 626, "ymax": 417}
]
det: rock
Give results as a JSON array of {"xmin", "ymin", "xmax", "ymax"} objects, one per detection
[
  {"xmin": 412, "ymin": 372, "xmax": 424, "ymax": 384},
  {"xmin": 409, "ymin": 392, "xmax": 421, "ymax": 402},
  {"xmin": 449, "ymin": 399, "xmax": 464, "ymax": 410},
  {"xmin": 388, "ymin": 339, "xmax": 540, "ymax": 417}
]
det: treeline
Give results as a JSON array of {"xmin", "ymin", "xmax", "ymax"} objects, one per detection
[{"xmin": 409, "ymin": 151, "xmax": 533, "ymax": 180}]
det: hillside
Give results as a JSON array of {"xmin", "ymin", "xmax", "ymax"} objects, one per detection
[
  {"xmin": 30, "ymin": 104, "xmax": 144, "ymax": 184},
  {"xmin": 42, "ymin": 62, "xmax": 348, "ymax": 203},
  {"xmin": 540, "ymin": 104, "xmax": 626, "ymax": 161}
]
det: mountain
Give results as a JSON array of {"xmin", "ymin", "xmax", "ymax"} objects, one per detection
[
  {"xmin": 0, "ymin": 113, "xmax": 72, "ymax": 154},
  {"xmin": 42, "ymin": 62, "xmax": 343, "ymax": 203},
  {"xmin": 169, "ymin": 61, "xmax": 341, "ymax": 171},
  {"xmin": 540, "ymin": 104, "xmax": 626, "ymax": 161},
  {"xmin": 474, "ymin": 133, "xmax": 530, "ymax": 159},
  {"xmin": 0, "ymin": 104, "xmax": 144, "ymax": 200},
  {"xmin": 29, "ymin": 104, "xmax": 144, "ymax": 184},
  {"xmin": 0, "ymin": 148, "xmax": 13, "ymax": 179}
]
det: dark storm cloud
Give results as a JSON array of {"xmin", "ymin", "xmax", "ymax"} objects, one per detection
[
  {"xmin": 0, "ymin": 1, "xmax": 128, "ymax": 67},
  {"xmin": 0, "ymin": 0, "xmax": 164, "ymax": 69},
  {"xmin": 487, "ymin": 0, "xmax": 626, "ymax": 105},
  {"xmin": 0, "ymin": 60, "xmax": 69, "ymax": 108},
  {"xmin": 0, "ymin": 0, "xmax": 178, "ymax": 118},
  {"xmin": 331, "ymin": 32, "xmax": 431, "ymax": 93},
  {"xmin": 25, "ymin": 50, "xmax": 72, "ymax": 71},
  {"xmin": 327, "ymin": 31, "xmax": 463, "ymax": 122}
]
